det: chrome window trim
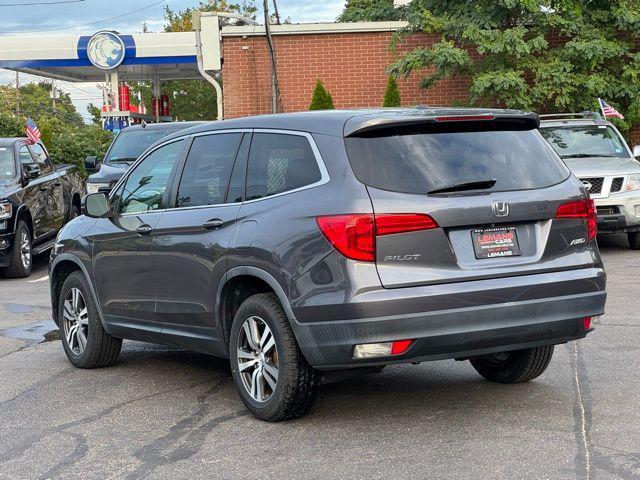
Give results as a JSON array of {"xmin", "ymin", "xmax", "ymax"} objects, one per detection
[{"xmin": 116, "ymin": 128, "xmax": 330, "ymax": 216}]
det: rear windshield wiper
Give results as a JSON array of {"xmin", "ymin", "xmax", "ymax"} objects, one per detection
[
  {"xmin": 561, "ymin": 154, "xmax": 618, "ymax": 159},
  {"xmin": 428, "ymin": 179, "xmax": 497, "ymax": 195}
]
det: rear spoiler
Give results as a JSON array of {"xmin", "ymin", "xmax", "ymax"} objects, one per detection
[{"xmin": 344, "ymin": 111, "xmax": 540, "ymax": 137}]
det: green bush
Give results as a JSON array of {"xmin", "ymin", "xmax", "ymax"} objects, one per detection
[
  {"xmin": 383, "ymin": 76, "xmax": 401, "ymax": 107},
  {"xmin": 0, "ymin": 111, "xmax": 112, "ymax": 177},
  {"xmin": 47, "ymin": 125, "xmax": 113, "ymax": 176},
  {"xmin": 0, "ymin": 112, "xmax": 24, "ymax": 137},
  {"xmin": 309, "ymin": 79, "xmax": 335, "ymax": 110}
]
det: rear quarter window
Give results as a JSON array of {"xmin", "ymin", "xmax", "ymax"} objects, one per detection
[
  {"xmin": 246, "ymin": 133, "xmax": 322, "ymax": 200},
  {"xmin": 345, "ymin": 127, "xmax": 569, "ymax": 194}
]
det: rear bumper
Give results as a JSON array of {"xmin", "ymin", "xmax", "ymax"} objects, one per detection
[{"xmin": 291, "ymin": 267, "xmax": 606, "ymax": 370}]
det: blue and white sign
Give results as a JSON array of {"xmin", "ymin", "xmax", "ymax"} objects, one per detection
[{"xmin": 86, "ymin": 31, "xmax": 125, "ymax": 70}]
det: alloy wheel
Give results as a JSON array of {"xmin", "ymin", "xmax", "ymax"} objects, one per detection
[
  {"xmin": 236, "ymin": 316, "xmax": 279, "ymax": 403},
  {"xmin": 62, "ymin": 287, "xmax": 89, "ymax": 355},
  {"xmin": 20, "ymin": 230, "xmax": 31, "ymax": 270}
]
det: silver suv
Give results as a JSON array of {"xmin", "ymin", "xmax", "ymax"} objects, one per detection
[{"xmin": 539, "ymin": 112, "xmax": 640, "ymax": 248}]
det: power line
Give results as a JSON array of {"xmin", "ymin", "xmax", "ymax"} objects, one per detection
[
  {"xmin": 0, "ymin": 0, "xmax": 165, "ymax": 34},
  {"xmin": 0, "ymin": 0, "xmax": 85, "ymax": 6}
]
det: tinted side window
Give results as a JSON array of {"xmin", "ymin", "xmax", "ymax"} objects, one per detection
[
  {"xmin": 176, "ymin": 133, "xmax": 242, "ymax": 208},
  {"xmin": 19, "ymin": 146, "xmax": 34, "ymax": 166},
  {"xmin": 246, "ymin": 133, "xmax": 322, "ymax": 201},
  {"xmin": 29, "ymin": 143, "xmax": 53, "ymax": 175},
  {"xmin": 119, "ymin": 140, "xmax": 185, "ymax": 214}
]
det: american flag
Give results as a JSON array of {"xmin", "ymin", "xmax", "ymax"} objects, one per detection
[
  {"xmin": 598, "ymin": 98, "xmax": 625, "ymax": 120},
  {"xmin": 25, "ymin": 117, "xmax": 41, "ymax": 144}
]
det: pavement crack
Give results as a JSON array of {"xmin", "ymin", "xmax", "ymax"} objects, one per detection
[
  {"xmin": 0, "ymin": 378, "xmax": 218, "ymax": 470},
  {"xmin": 124, "ymin": 380, "xmax": 246, "ymax": 479},
  {"xmin": 36, "ymin": 431, "xmax": 89, "ymax": 480},
  {"xmin": 569, "ymin": 342, "xmax": 593, "ymax": 480},
  {"xmin": 0, "ymin": 343, "xmax": 32, "ymax": 359}
]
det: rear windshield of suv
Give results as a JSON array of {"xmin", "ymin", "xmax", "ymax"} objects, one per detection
[
  {"xmin": 345, "ymin": 127, "xmax": 569, "ymax": 194},
  {"xmin": 539, "ymin": 125, "xmax": 629, "ymax": 159}
]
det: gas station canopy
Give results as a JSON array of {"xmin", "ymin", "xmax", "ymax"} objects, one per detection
[{"xmin": 0, "ymin": 25, "xmax": 221, "ymax": 82}]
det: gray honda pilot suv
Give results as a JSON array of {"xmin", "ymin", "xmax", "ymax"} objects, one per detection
[{"xmin": 49, "ymin": 109, "xmax": 607, "ymax": 421}]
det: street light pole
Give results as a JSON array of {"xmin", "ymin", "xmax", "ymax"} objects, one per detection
[{"xmin": 15, "ymin": 71, "xmax": 19, "ymax": 114}]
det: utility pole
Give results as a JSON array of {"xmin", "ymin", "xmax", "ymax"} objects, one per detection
[
  {"xmin": 51, "ymin": 79, "xmax": 57, "ymax": 113},
  {"xmin": 15, "ymin": 71, "xmax": 19, "ymax": 114},
  {"xmin": 263, "ymin": 0, "xmax": 282, "ymax": 113},
  {"xmin": 273, "ymin": 0, "xmax": 281, "ymax": 25}
]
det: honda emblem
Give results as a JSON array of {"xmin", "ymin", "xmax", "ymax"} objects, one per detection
[{"xmin": 492, "ymin": 201, "xmax": 510, "ymax": 217}]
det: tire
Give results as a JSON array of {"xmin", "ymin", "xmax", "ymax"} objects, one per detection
[
  {"xmin": 4, "ymin": 220, "xmax": 32, "ymax": 279},
  {"xmin": 628, "ymin": 232, "xmax": 640, "ymax": 250},
  {"xmin": 229, "ymin": 293, "xmax": 320, "ymax": 421},
  {"xmin": 470, "ymin": 345, "xmax": 554, "ymax": 384},
  {"xmin": 58, "ymin": 271, "xmax": 122, "ymax": 368}
]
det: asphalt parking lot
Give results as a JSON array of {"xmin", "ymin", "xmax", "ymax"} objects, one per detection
[{"xmin": 0, "ymin": 236, "xmax": 639, "ymax": 480}]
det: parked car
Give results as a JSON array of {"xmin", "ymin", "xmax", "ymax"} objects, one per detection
[
  {"xmin": 50, "ymin": 109, "xmax": 606, "ymax": 421},
  {"xmin": 539, "ymin": 112, "xmax": 640, "ymax": 248},
  {"xmin": 85, "ymin": 122, "xmax": 203, "ymax": 195},
  {"xmin": 0, "ymin": 138, "xmax": 84, "ymax": 278}
]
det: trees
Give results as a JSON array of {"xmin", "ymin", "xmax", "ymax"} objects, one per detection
[
  {"xmin": 338, "ymin": 0, "xmax": 401, "ymax": 22},
  {"xmin": 309, "ymin": 80, "xmax": 335, "ymax": 110},
  {"xmin": 383, "ymin": 75, "xmax": 401, "ymax": 107},
  {"xmin": 0, "ymin": 83, "xmax": 112, "ymax": 173},
  {"xmin": 388, "ymin": 0, "xmax": 640, "ymax": 133},
  {"xmin": 0, "ymin": 82, "xmax": 83, "ymax": 127}
]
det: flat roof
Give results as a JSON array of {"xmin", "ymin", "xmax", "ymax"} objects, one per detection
[{"xmin": 221, "ymin": 21, "xmax": 409, "ymax": 37}]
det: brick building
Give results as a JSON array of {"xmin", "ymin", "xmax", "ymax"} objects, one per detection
[
  {"xmin": 220, "ymin": 22, "xmax": 469, "ymax": 118},
  {"xmin": 219, "ymin": 21, "xmax": 640, "ymax": 144}
]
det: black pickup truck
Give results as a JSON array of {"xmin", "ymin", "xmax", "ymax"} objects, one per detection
[{"xmin": 0, "ymin": 138, "xmax": 84, "ymax": 278}]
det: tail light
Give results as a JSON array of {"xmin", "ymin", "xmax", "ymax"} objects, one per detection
[
  {"xmin": 555, "ymin": 198, "xmax": 597, "ymax": 241},
  {"xmin": 316, "ymin": 213, "xmax": 438, "ymax": 262}
]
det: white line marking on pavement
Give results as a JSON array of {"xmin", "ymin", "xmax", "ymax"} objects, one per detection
[
  {"xmin": 28, "ymin": 275, "xmax": 49, "ymax": 283},
  {"xmin": 574, "ymin": 342, "xmax": 591, "ymax": 480}
]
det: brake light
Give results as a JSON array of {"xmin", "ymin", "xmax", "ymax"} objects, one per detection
[
  {"xmin": 434, "ymin": 115, "xmax": 495, "ymax": 122},
  {"xmin": 375, "ymin": 214, "xmax": 438, "ymax": 235},
  {"xmin": 555, "ymin": 198, "xmax": 597, "ymax": 241},
  {"xmin": 316, "ymin": 213, "xmax": 438, "ymax": 262},
  {"xmin": 316, "ymin": 214, "xmax": 375, "ymax": 262}
]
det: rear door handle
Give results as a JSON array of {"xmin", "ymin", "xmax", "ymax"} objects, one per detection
[
  {"xmin": 136, "ymin": 224, "xmax": 153, "ymax": 235},
  {"xmin": 39, "ymin": 186, "xmax": 50, "ymax": 192},
  {"xmin": 53, "ymin": 182, "xmax": 62, "ymax": 187},
  {"xmin": 202, "ymin": 218, "xmax": 224, "ymax": 230}
]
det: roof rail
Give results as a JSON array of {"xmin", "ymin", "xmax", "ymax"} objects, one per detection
[{"xmin": 539, "ymin": 111, "xmax": 603, "ymax": 121}]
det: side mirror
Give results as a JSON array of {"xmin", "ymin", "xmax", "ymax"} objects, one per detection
[
  {"xmin": 84, "ymin": 156, "xmax": 101, "ymax": 173},
  {"xmin": 82, "ymin": 193, "xmax": 111, "ymax": 218},
  {"xmin": 633, "ymin": 145, "xmax": 640, "ymax": 158},
  {"xmin": 23, "ymin": 163, "xmax": 40, "ymax": 180}
]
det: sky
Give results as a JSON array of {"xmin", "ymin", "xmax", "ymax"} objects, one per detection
[{"xmin": 0, "ymin": 0, "xmax": 346, "ymax": 122}]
